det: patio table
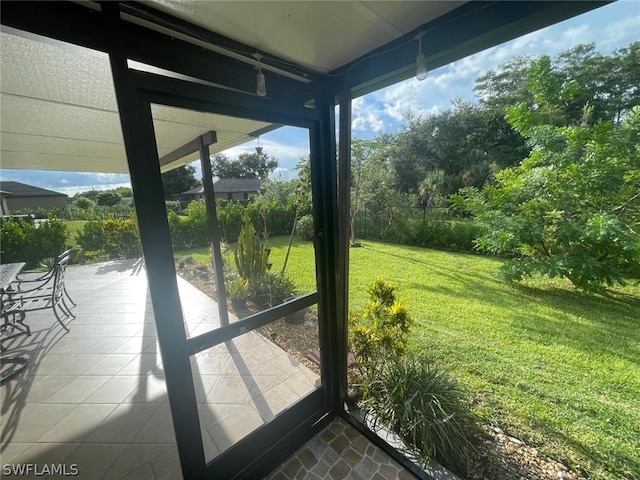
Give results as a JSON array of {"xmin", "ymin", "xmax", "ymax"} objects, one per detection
[
  {"xmin": 1, "ymin": 262, "xmax": 26, "ymax": 292},
  {"xmin": 1, "ymin": 262, "xmax": 28, "ymax": 385}
]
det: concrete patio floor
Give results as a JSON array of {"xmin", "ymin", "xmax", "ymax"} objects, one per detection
[{"xmin": 1, "ymin": 259, "xmax": 415, "ymax": 479}]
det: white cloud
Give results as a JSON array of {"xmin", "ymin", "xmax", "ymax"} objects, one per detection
[
  {"xmin": 217, "ymin": 136, "xmax": 309, "ymax": 171},
  {"xmin": 269, "ymin": 167, "xmax": 298, "ymax": 181},
  {"xmin": 562, "ymin": 25, "xmax": 590, "ymax": 43},
  {"xmin": 351, "ymin": 97, "xmax": 386, "ymax": 133},
  {"xmin": 357, "ymin": 1, "xmax": 639, "ymax": 134},
  {"xmin": 601, "ymin": 15, "xmax": 640, "ymax": 50}
]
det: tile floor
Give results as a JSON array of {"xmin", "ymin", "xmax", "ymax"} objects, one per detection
[
  {"xmin": 268, "ymin": 417, "xmax": 416, "ymax": 480},
  {"xmin": 1, "ymin": 260, "xmax": 318, "ymax": 479},
  {"xmin": 1, "ymin": 259, "xmax": 417, "ymax": 480}
]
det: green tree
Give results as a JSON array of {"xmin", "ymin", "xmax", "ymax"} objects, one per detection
[
  {"xmin": 95, "ymin": 190, "xmax": 121, "ymax": 206},
  {"xmin": 212, "ymin": 152, "xmax": 278, "ymax": 180},
  {"xmin": 389, "ymin": 101, "xmax": 525, "ymax": 194},
  {"xmin": 74, "ymin": 196, "xmax": 93, "ymax": 209},
  {"xmin": 454, "ymin": 102, "xmax": 640, "ymax": 291},
  {"xmin": 474, "ymin": 56, "xmax": 533, "ymax": 111},
  {"xmin": 114, "ymin": 186, "xmax": 133, "ymax": 197},
  {"xmin": 350, "ymin": 139, "xmax": 384, "ymax": 244},
  {"xmin": 475, "ymin": 42, "xmax": 640, "ymax": 126},
  {"xmin": 161, "ymin": 165, "xmax": 201, "ymax": 200}
]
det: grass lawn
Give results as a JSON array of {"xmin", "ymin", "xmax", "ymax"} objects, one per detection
[
  {"xmin": 176, "ymin": 236, "xmax": 640, "ymax": 480},
  {"xmin": 63, "ymin": 219, "xmax": 88, "ymax": 248}
]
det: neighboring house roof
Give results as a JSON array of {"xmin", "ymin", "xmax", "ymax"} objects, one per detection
[
  {"xmin": 213, "ymin": 178, "xmax": 262, "ymax": 193},
  {"xmin": 181, "ymin": 186, "xmax": 204, "ymax": 196},
  {"xmin": 0, "ymin": 181, "xmax": 67, "ymax": 198},
  {"xmin": 180, "ymin": 179, "xmax": 262, "ymax": 196}
]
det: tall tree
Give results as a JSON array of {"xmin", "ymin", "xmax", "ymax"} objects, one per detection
[
  {"xmin": 350, "ymin": 139, "xmax": 382, "ymax": 244},
  {"xmin": 474, "ymin": 56, "xmax": 533, "ymax": 111},
  {"xmin": 212, "ymin": 152, "xmax": 278, "ymax": 180},
  {"xmin": 96, "ymin": 190, "xmax": 121, "ymax": 206},
  {"xmin": 454, "ymin": 81, "xmax": 640, "ymax": 291},
  {"xmin": 161, "ymin": 165, "xmax": 201, "ymax": 200},
  {"xmin": 474, "ymin": 42, "xmax": 640, "ymax": 126},
  {"xmin": 389, "ymin": 101, "xmax": 526, "ymax": 194}
]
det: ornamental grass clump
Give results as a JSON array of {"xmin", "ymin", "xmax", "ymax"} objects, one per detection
[
  {"xmin": 349, "ymin": 277, "xmax": 478, "ymax": 476},
  {"xmin": 362, "ymin": 356, "xmax": 478, "ymax": 476}
]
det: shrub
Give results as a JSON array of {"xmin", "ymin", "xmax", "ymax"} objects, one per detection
[
  {"xmin": 349, "ymin": 278, "xmax": 414, "ymax": 380},
  {"xmin": 1, "ymin": 219, "xmax": 29, "ymax": 264},
  {"xmin": 74, "ymin": 196, "xmax": 94, "ymax": 209},
  {"xmin": 76, "ymin": 220, "xmax": 107, "ymax": 252},
  {"xmin": 296, "ymin": 214, "xmax": 314, "ymax": 240},
  {"xmin": 349, "ymin": 277, "xmax": 478, "ymax": 476},
  {"xmin": 352, "ymin": 207, "xmax": 485, "ymax": 253},
  {"xmin": 167, "ymin": 202, "xmax": 208, "ymax": 250},
  {"xmin": 0, "ymin": 217, "xmax": 68, "ymax": 268},
  {"xmin": 362, "ymin": 355, "xmax": 478, "ymax": 476},
  {"xmin": 96, "ymin": 190, "xmax": 121, "ymax": 206},
  {"xmin": 76, "ymin": 218, "xmax": 141, "ymax": 259},
  {"xmin": 226, "ymin": 276, "xmax": 249, "ymax": 300},
  {"xmin": 248, "ymin": 273, "xmax": 296, "ymax": 308},
  {"xmin": 165, "ymin": 200, "xmax": 181, "ymax": 212},
  {"xmin": 103, "ymin": 218, "xmax": 141, "ymax": 259}
]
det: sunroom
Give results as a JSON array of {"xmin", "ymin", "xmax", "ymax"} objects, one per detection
[{"xmin": 0, "ymin": 2, "xmax": 606, "ymax": 478}]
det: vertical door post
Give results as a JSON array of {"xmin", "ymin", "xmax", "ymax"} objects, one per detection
[
  {"xmin": 102, "ymin": 4, "xmax": 205, "ymax": 478},
  {"xmin": 199, "ymin": 134, "xmax": 230, "ymax": 327}
]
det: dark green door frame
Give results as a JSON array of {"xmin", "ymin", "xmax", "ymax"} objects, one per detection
[{"xmin": 106, "ymin": 5, "xmax": 341, "ymax": 477}]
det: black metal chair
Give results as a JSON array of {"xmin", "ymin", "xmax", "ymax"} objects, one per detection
[
  {"xmin": 1, "ymin": 254, "xmax": 75, "ymax": 332},
  {"xmin": 14, "ymin": 249, "xmax": 76, "ymax": 309}
]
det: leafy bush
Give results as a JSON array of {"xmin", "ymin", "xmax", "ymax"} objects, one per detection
[
  {"xmin": 296, "ymin": 214, "xmax": 314, "ymax": 240},
  {"xmin": 103, "ymin": 218, "xmax": 141, "ymax": 258},
  {"xmin": 0, "ymin": 218, "xmax": 68, "ymax": 268},
  {"xmin": 167, "ymin": 202, "xmax": 208, "ymax": 250},
  {"xmin": 352, "ymin": 207, "xmax": 485, "ymax": 253},
  {"xmin": 453, "ymin": 89, "xmax": 640, "ymax": 291},
  {"xmin": 74, "ymin": 196, "xmax": 94, "ymax": 209},
  {"xmin": 165, "ymin": 200, "xmax": 181, "ymax": 212},
  {"xmin": 248, "ymin": 273, "xmax": 296, "ymax": 308},
  {"xmin": 166, "ymin": 197, "xmax": 301, "ymax": 249},
  {"xmin": 226, "ymin": 276, "xmax": 249, "ymax": 300},
  {"xmin": 349, "ymin": 278, "xmax": 414, "ymax": 381},
  {"xmin": 12, "ymin": 204, "xmax": 134, "ymax": 221},
  {"xmin": 350, "ymin": 277, "xmax": 477, "ymax": 477},
  {"xmin": 96, "ymin": 190, "xmax": 121, "ymax": 206},
  {"xmin": 76, "ymin": 220, "xmax": 107, "ymax": 252},
  {"xmin": 76, "ymin": 218, "xmax": 140, "ymax": 259},
  {"xmin": 362, "ymin": 355, "xmax": 478, "ymax": 476}
]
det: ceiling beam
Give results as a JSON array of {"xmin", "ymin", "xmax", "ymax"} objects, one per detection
[
  {"xmin": 119, "ymin": 1, "xmax": 316, "ymax": 82},
  {"xmin": 330, "ymin": 1, "xmax": 610, "ymax": 98},
  {"xmin": 0, "ymin": 1, "xmax": 314, "ymax": 104},
  {"xmin": 159, "ymin": 131, "xmax": 217, "ymax": 168}
]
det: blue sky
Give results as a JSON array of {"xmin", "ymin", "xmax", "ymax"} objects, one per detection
[{"xmin": 1, "ymin": 1, "xmax": 638, "ymax": 195}]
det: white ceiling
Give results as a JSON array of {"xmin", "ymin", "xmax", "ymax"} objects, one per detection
[
  {"xmin": 0, "ymin": 26, "xmax": 274, "ymax": 174},
  {"xmin": 145, "ymin": 1, "xmax": 465, "ymax": 73},
  {"xmin": 1, "ymin": 1, "xmax": 467, "ymax": 175}
]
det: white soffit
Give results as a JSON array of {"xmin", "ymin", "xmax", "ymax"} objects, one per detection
[
  {"xmin": 0, "ymin": 28, "xmax": 277, "ymax": 173},
  {"xmin": 143, "ymin": 1, "xmax": 466, "ymax": 73}
]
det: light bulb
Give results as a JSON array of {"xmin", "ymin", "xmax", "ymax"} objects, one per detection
[
  {"xmin": 416, "ymin": 52, "xmax": 428, "ymax": 81},
  {"xmin": 256, "ymin": 69, "xmax": 266, "ymax": 96}
]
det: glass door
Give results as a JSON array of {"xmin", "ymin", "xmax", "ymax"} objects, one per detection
[{"xmin": 128, "ymin": 75, "xmax": 335, "ymax": 478}]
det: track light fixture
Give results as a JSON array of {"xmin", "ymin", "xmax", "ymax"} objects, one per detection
[
  {"xmin": 255, "ymin": 53, "xmax": 267, "ymax": 96},
  {"xmin": 415, "ymin": 32, "xmax": 427, "ymax": 81}
]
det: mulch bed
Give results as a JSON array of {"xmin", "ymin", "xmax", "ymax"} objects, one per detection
[{"xmin": 175, "ymin": 260, "xmax": 586, "ymax": 480}]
